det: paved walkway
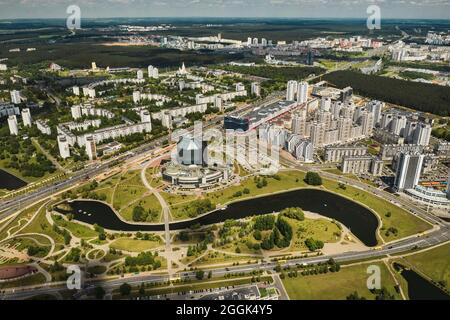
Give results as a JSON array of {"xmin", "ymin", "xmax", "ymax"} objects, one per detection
[{"xmin": 141, "ymin": 156, "xmax": 173, "ymax": 278}]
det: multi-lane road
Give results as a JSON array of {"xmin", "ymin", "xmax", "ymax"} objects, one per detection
[
  {"xmin": 1, "ymin": 87, "xmax": 449, "ymax": 299},
  {"xmin": 2, "ymin": 154, "xmax": 450, "ymax": 300}
]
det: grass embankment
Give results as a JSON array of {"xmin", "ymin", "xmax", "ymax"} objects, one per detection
[
  {"xmin": 109, "ymin": 238, "xmax": 162, "ymax": 252},
  {"xmin": 282, "ymin": 262, "xmax": 400, "ymax": 300},
  {"xmin": 393, "ymin": 243, "xmax": 450, "ymax": 294},
  {"xmin": 321, "ymin": 178, "xmax": 431, "ymax": 242},
  {"xmin": 113, "ymin": 275, "xmax": 273, "ymax": 299}
]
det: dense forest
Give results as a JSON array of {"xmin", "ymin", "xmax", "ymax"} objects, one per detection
[{"xmin": 323, "ymin": 71, "xmax": 450, "ymax": 116}]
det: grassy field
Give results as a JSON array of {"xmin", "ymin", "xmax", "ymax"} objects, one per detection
[
  {"xmin": 204, "ymin": 170, "xmax": 308, "ymax": 208},
  {"xmin": 190, "ymin": 251, "xmax": 258, "ymax": 267},
  {"xmin": 321, "ymin": 178, "xmax": 432, "ymax": 242},
  {"xmin": 288, "ymin": 217, "xmax": 341, "ymax": 251},
  {"xmin": 119, "ymin": 194, "xmax": 163, "ymax": 223},
  {"xmin": 0, "ymin": 273, "xmax": 47, "ymax": 289},
  {"xmin": 282, "ymin": 262, "xmax": 400, "ymax": 300},
  {"xmin": 112, "ymin": 275, "xmax": 273, "ymax": 299},
  {"xmin": 110, "ymin": 238, "xmax": 162, "ymax": 252},
  {"xmin": 395, "ymin": 243, "xmax": 450, "ymax": 291},
  {"xmin": 0, "ymin": 202, "xmax": 44, "ymax": 241},
  {"xmin": 53, "ymin": 217, "xmax": 98, "ymax": 239},
  {"xmin": 112, "ymin": 185, "xmax": 148, "ymax": 212},
  {"xmin": 20, "ymin": 205, "xmax": 65, "ymax": 245}
]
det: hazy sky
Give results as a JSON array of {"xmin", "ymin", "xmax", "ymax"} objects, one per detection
[{"xmin": 1, "ymin": 0, "xmax": 449, "ymax": 19}]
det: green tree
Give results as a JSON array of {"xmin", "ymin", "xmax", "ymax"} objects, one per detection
[
  {"xmin": 119, "ymin": 283, "xmax": 132, "ymax": 296},
  {"xmin": 195, "ymin": 270, "xmax": 205, "ymax": 280},
  {"xmin": 94, "ymin": 286, "xmax": 106, "ymax": 300},
  {"xmin": 305, "ymin": 172, "xmax": 322, "ymax": 186}
]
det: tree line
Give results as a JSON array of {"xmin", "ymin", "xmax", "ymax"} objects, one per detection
[{"xmin": 323, "ymin": 70, "xmax": 450, "ymax": 116}]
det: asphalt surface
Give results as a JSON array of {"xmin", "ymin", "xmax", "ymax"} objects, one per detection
[{"xmin": 2, "ymin": 93, "xmax": 449, "ymax": 300}]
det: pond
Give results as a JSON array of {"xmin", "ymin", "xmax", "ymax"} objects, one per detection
[
  {"xmin": 0, "ymin": 169, "xmax": 27, "ymax": 191},
  {"xmin": 59, "ymin": 188, "xmax": 380, "ymax": 246},
  {"xmin": 393, "ymin": 263, "xmax": 449, "ymax": 300}
]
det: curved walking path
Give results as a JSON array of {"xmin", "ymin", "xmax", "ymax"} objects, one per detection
[{"xmin": 141, "ymin": 156, "xmax": 173, "ymax": 277}]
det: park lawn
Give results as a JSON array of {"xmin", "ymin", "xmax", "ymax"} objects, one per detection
[
  {"xmin": 87, "ymin": 249, "xmax": 106, "ymax": 260},
  {"xmin": 0, "ymin": 158, "xmax": 63, "ymax": 184},
  {"xmin": 190, "ymin": 251, "xmax": 258, "ymax": 267},
  {"xmin": 112, "ymin": 185, "xmax": 148, "ymax": 212},
  {"xmin": 397, "ymin": 243, "xmax": 450, "ymax": 290},
  {"xmin": 149, "ymin": 177, "xmax": 165, "ymax": 189},
  {"xmin": 110, "ymin": 238, "xmax": 163, "ymax": 252},
  {"xmin": 119, "ymin": 194, "xmax": 163, "ymax": 222},
  {"xmin": 6, "ymin": 236, "xmax": 51, "ymax": 257},
  {"xmin": 288, "ymin": 217, "xmax": 341, "ymax": 251},
  {"xmin": 95, "ymin": 186, "xmax": 115, "ymax": 205},
  {"xmin": 121, "ymin": 170, "xmax": 144, "ymax": 186},
  {"xmin": 282, "ymin": 262, "xmax": 400, "ymax": 300},
  {"xmin": 216, "ymin": 236, "xmax": 263, "ymax": 256},
  {"xmin": 20, "ymin": 205, "xmax": 66, "ymax": 245},
  {"xmin": 234, "ymin": 162, "xmax": 250, "ymax": 177},
  {"xmin": 0, "ymin": 218, "xmax": 29, "ymax": 241},
  {"xmin": 0, "ymin": 272, "xmax": 47, "ymax": 289},
  {"xmin": 87, "ymin": 265, "xmax": 107, "ymax": 275},
  {"xmin": 321, "ymin": 178, "xmax": 432, "ymax": 242},
  {"xmin": 102, "ymin": 251, "xmax": 127, "ymax": 263},
  {"xmin": 97, "ymin": 173, "xmax": 122, "ymax": 189},
  {"xmin": 112, "ymin": 276, "xmax": 273, "ymax": 299},
  {"xmin": 203, "ymin": 170, "xmax": 308, "ymax": 207},
  {"xmin": 0, "ymin": 200, "xmax": 47, "ymax": 241},
  {"xmin": 161, "ymin": 191, "xmax": 197, "ymax": 207},
  {"xmin": 53, "ymin": 217, "xmax": 98, "ymax": 239}
]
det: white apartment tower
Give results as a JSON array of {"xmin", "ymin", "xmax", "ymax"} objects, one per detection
[
  {"xmin": 73, "ymin": 86, "xmax": 80, "ymax": 96},
  {"xmin": 21, "ymin": 108, "xmax": 32, "ymax": 127},
  {"xmin": 214, "ymin": 96, "xmax": 223, "ymax": 112},
  {"xmin": 133, "ymin": 91, "xmax": 141, "ymax": 104},
  {"xmin": 320, "ymin": 97, "xmax": 332, "ymax": 112},
  {"xmin": 140, "ymin": 110, "xmax": 152, "ymax": 124},
  {"xmin": 291, "ymin": 111, "xmax": 307, "ymax": 136},
  {"xmin": 71, "ymin": 105, "xmax": 82, "ymax": 120},
  {"xmin": 297, "ymin": 82, "xmax": 308, "ymax": 104},
  {"xmin": 391, "ymin": 115, "xmax": 407, "ymax": 136},
  {"xmin": 360, "ymin": 111, "xmax": 374, "ymax": 137},
  {"xmin": 310, "ymin": 122, "xmax": 325, "ymax": 148},
  {"xmin": 251, "ymin": 82, "xmax": 261, "ymax": 97},
  {"xmin": 137, "ymin": 69, "xmax": 144, "ymax": 80},
  {"xmin": 413, "ymin": 123, "xmax": 432, "ymax": 146},
  {"xmin": 338, "ymin": 117, "xmax": 352, "ymax": 142},
  {"xmin": 286, "ymin": 80, "xmax": 297, "ymax": 101},
  {"xmin": 367, "ymin": 100, "xmax": 384, "ymax": 126},
  {"xmin": 404, "ymin": 120, "xmax": 418, "ymax": 143},
  {"xmin": 85, "ymin": 135, "xmax": 97, "ymax": 160},
  {"xmin": 161, "ymin": 111, "xmax": 173, "ymax": 129},
  {"xmin": 8, "ymin": 115, "xmax": 19, "ymax": 135},
  {"xmin": 394, "ymin": 152, "xmax": 424, "ymax": 192},
  {"xmin": 10, "ymin": 90, "xmax": 21, "ymax": 104},
  {"xmin": 148, "ymin": 65, "xmax": 159, "ymax": 79},
  {"xmin": 57, "ymin": 136, "xmax": 71, "ymax": 159}
]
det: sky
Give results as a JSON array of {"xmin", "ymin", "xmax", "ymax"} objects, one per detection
[{"xmin": 0, "ymin": 0, "xmax": 450, "ymax": 19}]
